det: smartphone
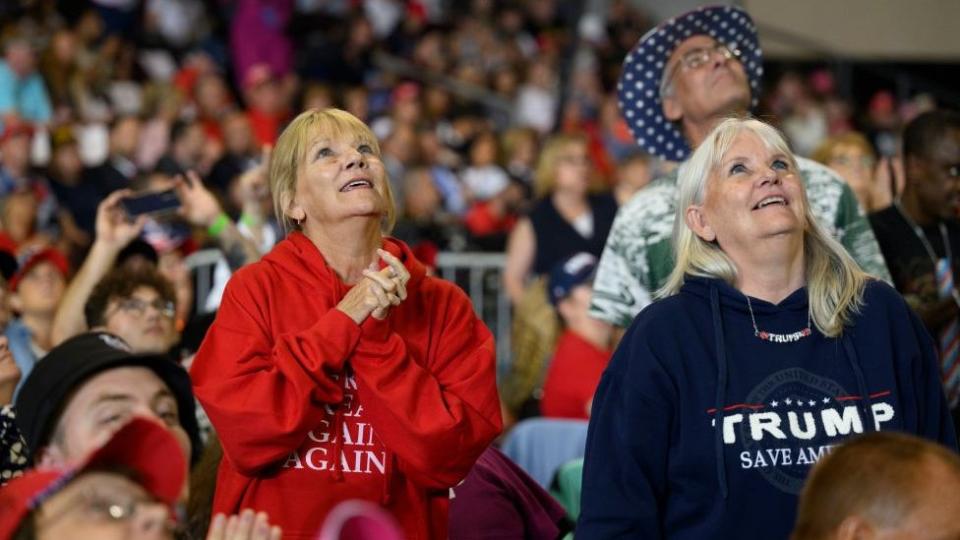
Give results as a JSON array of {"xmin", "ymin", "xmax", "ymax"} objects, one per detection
[{"xmin": 120, "ymin": 190, "xmax": 182, "ymax": 218}]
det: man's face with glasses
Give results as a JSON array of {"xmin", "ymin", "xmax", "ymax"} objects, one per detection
[
  {"xmin": 102, "ymin": 286, "xmax": 177, "ymax": 355},
  {"xmin": 661, "ymin": 35, "xmax": 751, "ymax": 132}
]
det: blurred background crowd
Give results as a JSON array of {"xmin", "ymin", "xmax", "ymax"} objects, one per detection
[
  {"xmin": 1, "ymin": 0, "xmax": 958, "ymax": 452},
  {"xmin": 0, "ymin": 0, "xmax": 959, "ymax": 537},
  {"xmin": 1, "ymin": 0, "xmax": 957, "ymax": 433},
  {"xmin": 2, "ymin": 0, "xmax": 952, "ymax": 272}
]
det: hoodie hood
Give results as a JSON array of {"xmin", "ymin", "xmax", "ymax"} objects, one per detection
[
  {"xmin": 192, "ymin": 225, "xmax": 501, "ymax": 540},
  {"xmin": 579, "ymin": 276, "xmax": 956, "ymax": 539},
  {"xmin": 262, "ymin": 232, "xmax": 427, "ymax": 302},
  {"xmin": 250, "ymin": 233, "xmax": 431, "ymax": 501},
  {"xmin": 680, "ymin": 275, "xmax": 868, "ymax": 502},
  {"xmin": 680, "ymin": 275, "xmax": 810, "ymax": 319}
]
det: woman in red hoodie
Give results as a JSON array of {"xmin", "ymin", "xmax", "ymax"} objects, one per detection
[{"xmin": 190, "ymin": 108, "xmax": 502, "ymax": 539}]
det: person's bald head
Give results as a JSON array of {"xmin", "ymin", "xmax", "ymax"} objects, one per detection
[{"xmin": 792, "ymin": 432, "xmax": 960, "ymax": 540}]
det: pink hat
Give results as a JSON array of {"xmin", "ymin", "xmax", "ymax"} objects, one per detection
[{"xmin": 316, "ymin": 500, "xmax": 404, "ymax": 540}]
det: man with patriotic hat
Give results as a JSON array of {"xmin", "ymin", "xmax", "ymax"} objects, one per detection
[{"xmin": 590, "ymin": 4, "xmax": 890, "ymax": 332}]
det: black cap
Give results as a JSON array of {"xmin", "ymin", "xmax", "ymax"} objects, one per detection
[
  {"xmin": 14, "ymin": 332, "xmax": 201, "ymax": 464},
  {"xmin": 116, "ymin": 239, "xmax": 160, "ymax": 268}
]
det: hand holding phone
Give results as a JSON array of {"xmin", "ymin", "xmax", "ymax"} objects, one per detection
[
  {"xmin": 95, "ymin": 189, "xmax": 149, "ymax": 251},
  {"xmin": 174, "ymin": 170, "xmax": 229, "ymax": 228},
  {"xmin": 119, "ymin": 190, "xmax": 182, "ymax": 219}
]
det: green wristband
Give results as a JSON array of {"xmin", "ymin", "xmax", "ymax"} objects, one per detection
[
  {"xmin": 207, "ymin": 213, "xmax": 231, "ymax": 237},
  {"xmin": 239, "ymin": 212, "xmax": 260, "ymax": 228}
]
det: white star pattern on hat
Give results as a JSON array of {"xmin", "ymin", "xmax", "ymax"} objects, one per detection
[{"xmin": 617, "ymin": 5, "xmax": 764, "ymax": 162}]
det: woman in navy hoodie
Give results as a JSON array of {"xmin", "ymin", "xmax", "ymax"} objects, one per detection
[{"xmin": 578, "ymin": 118, "xmax": 958, "ymax": 539}]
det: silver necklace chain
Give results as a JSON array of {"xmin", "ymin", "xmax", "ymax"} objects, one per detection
[
  {"xmin": 893, "ymin": 202, "xmax": 960, "ymax": 308},
  {"xmin": 744, "ymin": 294, "xmax": 813, "ymax": 344}
]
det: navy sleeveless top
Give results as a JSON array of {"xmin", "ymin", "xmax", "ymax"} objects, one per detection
[{"xmin": 528, "ymin": 193, "xmax": 618, "ymax": 275}]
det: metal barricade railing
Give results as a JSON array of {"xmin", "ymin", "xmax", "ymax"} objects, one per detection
[
  {"xmin": 435, "ymin": 252, "xmax": 511, "ymax": 375},
  {"xmin": 184, "ymin": 248, "xmax": 224, "ymax": 315}
]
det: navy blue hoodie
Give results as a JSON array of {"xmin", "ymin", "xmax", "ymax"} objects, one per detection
[{"xmin": 578, "ymin": 276, "xmax": 957, "ymax": 539}]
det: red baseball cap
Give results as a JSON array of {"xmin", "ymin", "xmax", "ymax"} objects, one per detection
[
  {"xmin": 0, "ymin": 121, "xmax": 33, "ymax": 145},
  {"xmin": 391, "ymin": 82, "xmax": 420, "ymax": 104},
  {"xmin": 0, "ymin": 417, "xmax": 187, "ymax": 539},
  {"xmin": 7, "ymin": 247, "xmax": 69, "ymax": 292},
  {"xmin": 243, "ymin": 63, "xmax": 274, "ymax": 90}
]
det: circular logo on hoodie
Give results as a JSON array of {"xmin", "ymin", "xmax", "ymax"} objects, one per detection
[{"xmin": 721, "ymin": 368, "xmax": 893, "ymax": 494}]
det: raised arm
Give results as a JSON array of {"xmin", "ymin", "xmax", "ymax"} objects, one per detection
[
  {"xmin": 175, "ymin": 171, "xmax": 261, "ymax": 270},
  {"xmin": 232, "ymin": 147, "xmax": 274, "ymax": 254},
  {"xmin": 50, "ymin": 190, "xmax": 146, "ymax": 345}
]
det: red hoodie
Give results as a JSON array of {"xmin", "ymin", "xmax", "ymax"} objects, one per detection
[{"xmin": 191, "ymin": 233, "xmax": 502, "ymax": 539}]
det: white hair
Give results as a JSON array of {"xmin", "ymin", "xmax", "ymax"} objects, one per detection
[{"xmin": 658, "ymin": 117, "xmax": 867, "ymax": 337}]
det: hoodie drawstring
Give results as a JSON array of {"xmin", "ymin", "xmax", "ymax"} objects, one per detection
[
  {"xmin": 331, "ymin": 370, "xmax": 348, "ymax": 482},
  {"xmin": 381, "ymin": 453, "xmax": 394, "ymax": 505},
  {"xmin": 330, "ymin": 412, "xmax": 346, "ymax": 481},
  {"xmin": 705, "ymin": 278, "xmax": 872, "ymax": 502},
  {"xmin": 710, "ymin": 285, "xmax": 730, "ymax": 499},
  {"xmin": 329, "ymin": 366, "xmax": 395, "ymax": 504},
  {"xmin": 842, "ymin": 336, "xmax": 875, "ymax": 433}
]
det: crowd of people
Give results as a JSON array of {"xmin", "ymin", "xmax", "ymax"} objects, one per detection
[{"xmin": 0, "ymin": 0, "xmax": 959, "ymax": 539}]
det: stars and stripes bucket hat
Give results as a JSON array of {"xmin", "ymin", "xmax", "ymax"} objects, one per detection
[{"xmin": 617, "ymin": 5, "xmax": 764, "ymax": 162}]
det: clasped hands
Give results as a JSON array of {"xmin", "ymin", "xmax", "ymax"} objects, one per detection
[{"xmin": 337, "ymin": 249, "xmax": 411, "ymax": 324}]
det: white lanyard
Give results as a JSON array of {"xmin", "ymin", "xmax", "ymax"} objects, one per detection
[{"xmin": 894, "ymin": 202, "xmax": 960, "ymax": 307}]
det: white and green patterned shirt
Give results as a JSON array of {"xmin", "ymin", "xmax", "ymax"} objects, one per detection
[{"xmin": 590, "ymin": 156, "xmax": 892, "ymax": 327}]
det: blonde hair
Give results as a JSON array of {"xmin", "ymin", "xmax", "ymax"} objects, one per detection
[
  {"xmin": 659, "ymin": 117, "xmax": 867, "ymax": 337},
  {"xmin": 811, "ymin": 131, "xmax": 876, "ymax": 167},
  {"xmin": 269, "ymin": 108, "xmax": 396, "ymax": 233},
  {"xmin": 533, "ymin": 134, "xmax": 589, "ymax": 199},
  {"xmin": 500, "ymin": 126, "xmax": 538, "ymax": 160}
]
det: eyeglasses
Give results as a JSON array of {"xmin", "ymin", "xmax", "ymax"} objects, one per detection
[
  {"xmin": 85, "ymin": 494, "xmax": 181, "ymax": 534},
  {"xmin": 661, "ymin": 43, "xmax": 742, "ymax": 95},
  {"xmin": 37, "ymin": 484, "xmax": 184, "ymax": 536},
  {"xmin": 114, "ymin": 297, "xmax": 176, "ymax": 319}
]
